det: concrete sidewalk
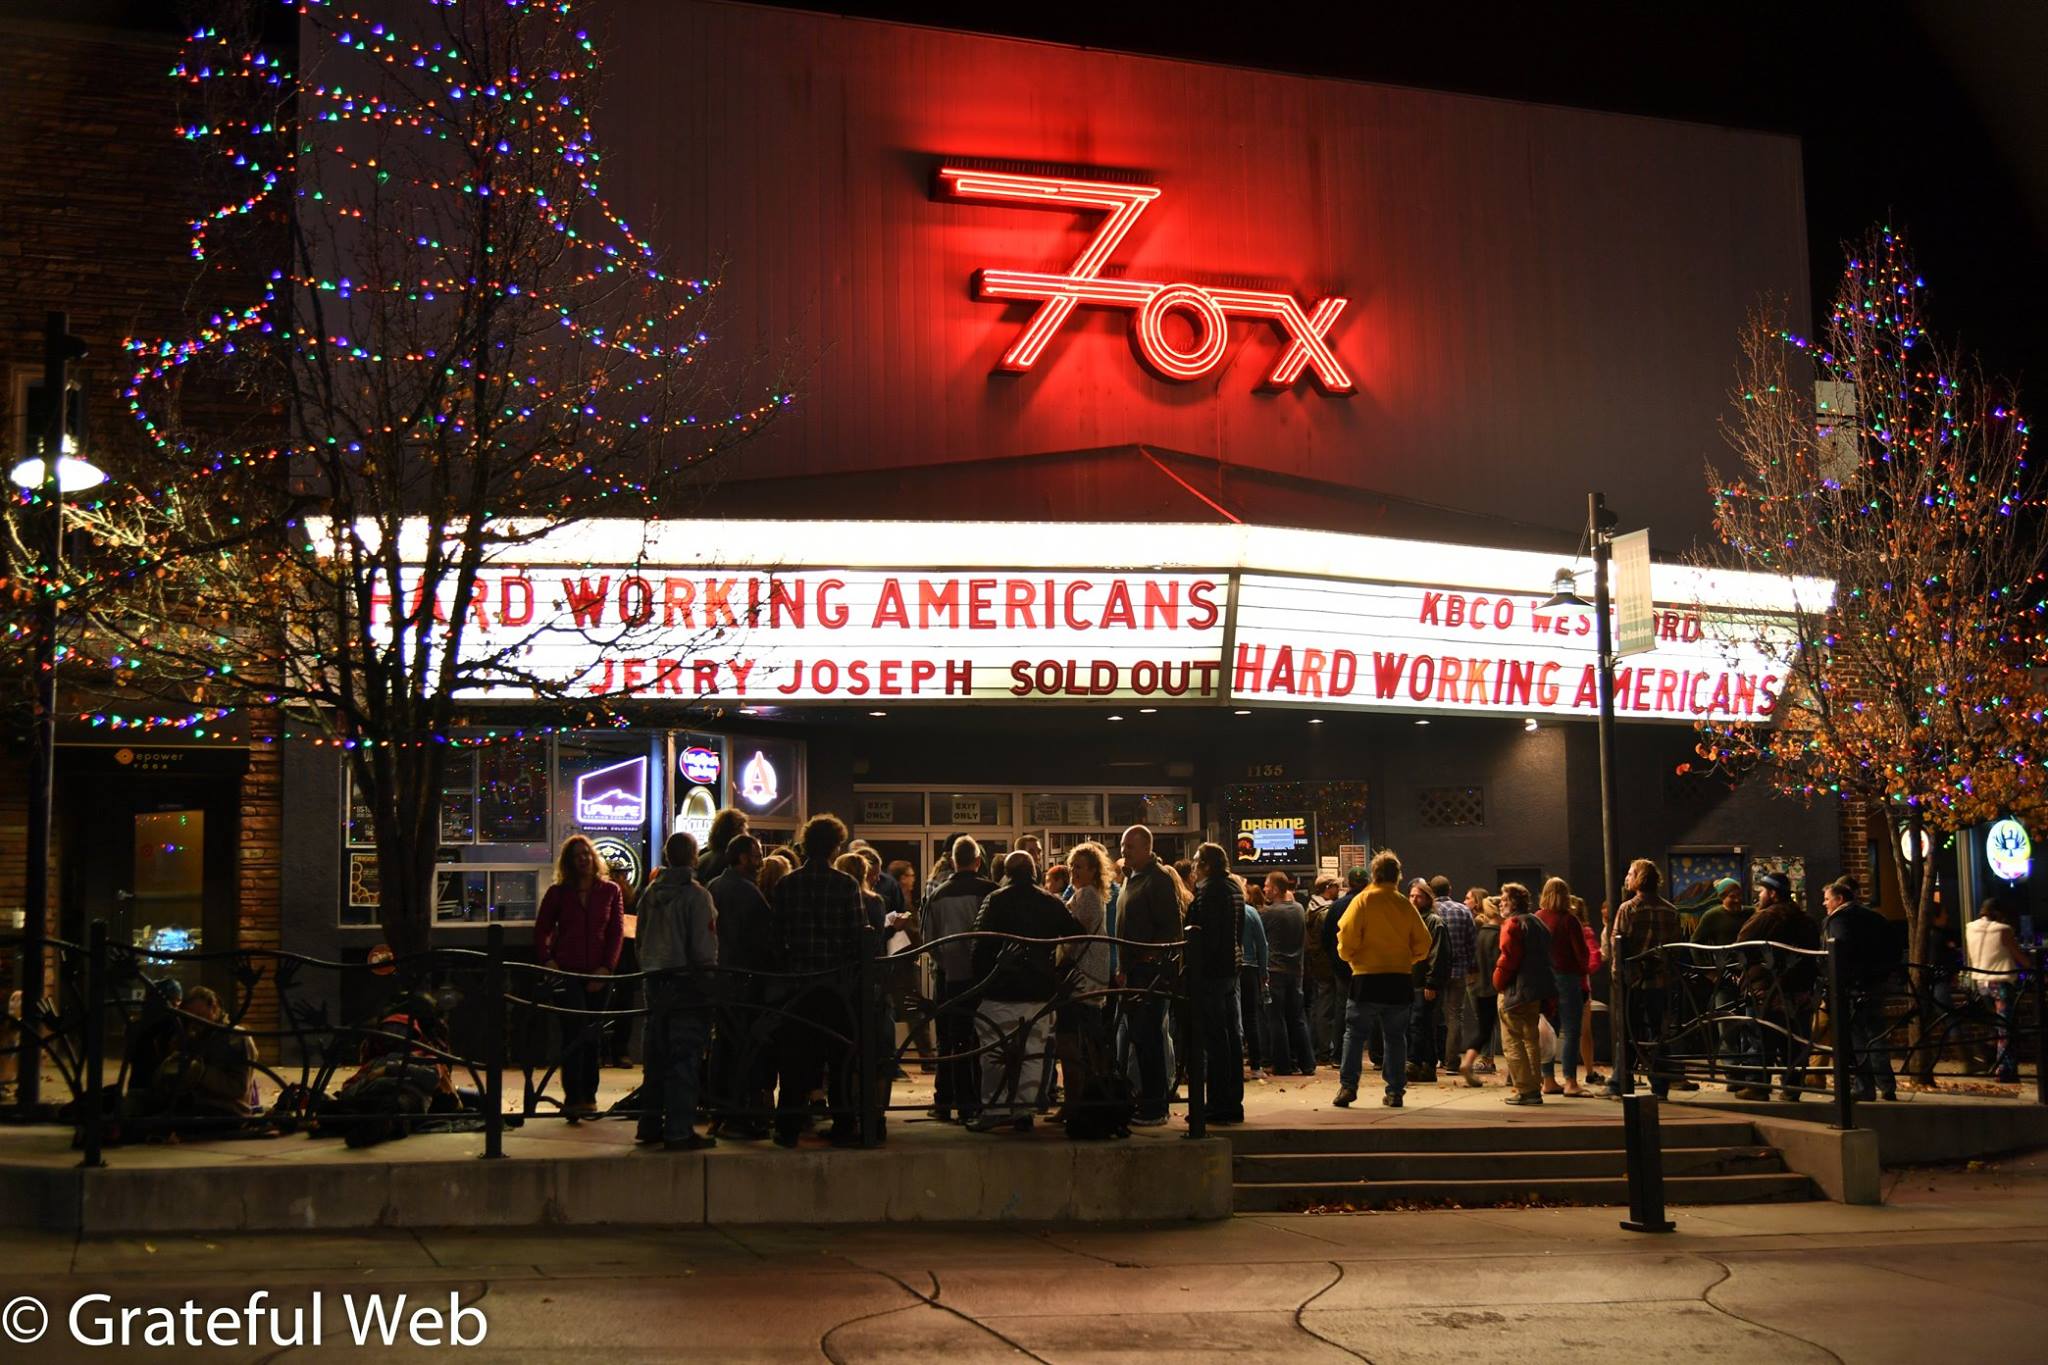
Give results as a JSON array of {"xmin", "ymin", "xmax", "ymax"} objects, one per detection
[{"xmin": 0, "ymin": 1152, "xmax": 2042, "ymax": 1361}]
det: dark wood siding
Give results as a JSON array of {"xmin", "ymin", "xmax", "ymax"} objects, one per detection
[{"xmin": 600, "ymin": 0, "xmax": 1809, "ymax": 545}]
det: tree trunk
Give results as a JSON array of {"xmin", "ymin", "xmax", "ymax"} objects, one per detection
[
  {"xmin": 1887, "ymin": 807, "xmax": 1940, "ymax": 1085},
  {"xmin": 370, "ymin": 742, "xmax": 445, "ymax": 962}
]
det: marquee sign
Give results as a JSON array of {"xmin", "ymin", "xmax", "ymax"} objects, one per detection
[
  {"xmin": 937, "ymin": 167, "xmax": 1353, "ymax": 393},
  {"xmin": 1229, "ymin": 574, "xmax": 1790, "ymax": 721},
  {"xmin": 343, "ymin": 517, "xmax": 1817, "ymax": 722}
]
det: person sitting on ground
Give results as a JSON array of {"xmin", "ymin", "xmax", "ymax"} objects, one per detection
[
  {"xmin": 967, "ymin": 851, "xmax": 1085, "ymax": 1132},
  {"xmin": 143, "ymin": 986, "xmax": 260, "ymax": 1133},
  {"xmin": 637, "ymin": 830, "xmax": 720, "ymax": 1151},
  {"xmin": 1333, "ymin": 851, "xmax": 1432, "ymax": 1109}
]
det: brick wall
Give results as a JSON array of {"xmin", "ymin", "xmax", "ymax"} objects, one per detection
[{"xmin": 2, "ymin": 17, "xmax": 283, "ymax": 1038}]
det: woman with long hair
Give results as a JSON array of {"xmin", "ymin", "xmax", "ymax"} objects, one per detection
[
  {"xmin": 758, "ymin": 853, "xmax": 793, "ymax": 900},
  {"xmin": 1537, "ymin": 878, "xmax": 1592, "ymax": 1096},
  {"xmin": 534, "ymin": 834, "xmax": 626, "ymax": 1116}
]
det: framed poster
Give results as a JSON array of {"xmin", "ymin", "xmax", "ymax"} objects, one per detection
[
  {"xmin": 1748, "ymin": 853, "xmax": 1807, "ymax": 906},
  {"xmin": 347, "ymin": 852, "xmax": 381, "ymax": 909},
  {"xmin": 1668, "ymin": 847, "xmax": 1745, "ymax": 907}
]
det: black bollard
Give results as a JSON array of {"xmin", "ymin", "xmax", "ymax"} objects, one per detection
[
  {"xmin": 482, "ymin": 924, "xmax": 506, "ymax": 1159},
  {"xmin": 1619, "ymin": 1091, "xmax": 1673, "ymax": 1232}
]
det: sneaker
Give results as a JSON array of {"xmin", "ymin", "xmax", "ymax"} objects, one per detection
[
  {"xmin": 1332, "ymin": 1087, "xmax": 1357, "ymax": 1108},
  {"xmin": 1504, "ymin": 1093, "xmax": 1543, "ymax": 1106},
  {"xmin": 1130, "ymin": 1113, "xmax": 1170, "ymax": 1128},
  {"xmin": 925, "ymin": 1107, "xmax": 953, "ymax": 1123},
  {"xmin": 1382, "ymin": 1091, "xmax": 1403, "ymax": 1108}
]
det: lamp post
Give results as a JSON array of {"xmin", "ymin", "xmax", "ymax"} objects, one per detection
[
  {"xmin": 1537, "ymin": 492, "xmax": 1671, "ymax": 1232},
  {"xmin": 10, "ymin": 311, "xmax": 96, "ymax": 1114}
]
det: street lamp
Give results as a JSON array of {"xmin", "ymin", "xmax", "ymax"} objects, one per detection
[
  {"xmin": 1532, "ymin": 491, "xmax": 1670, "ymax": 1233},
  {"xmin": 9, "ymin": 311, "xmax": 90, "ymax": 1115}
]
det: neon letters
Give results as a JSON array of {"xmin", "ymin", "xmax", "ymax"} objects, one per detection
[{"xmin": 936, "ymin": 167, "xmax": 1353, "ymax": 392}]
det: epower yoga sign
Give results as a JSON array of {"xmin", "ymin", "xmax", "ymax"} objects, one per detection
[{"xmin": 337, "ymin": 521, "xmax": 1812, "ymax": 721}]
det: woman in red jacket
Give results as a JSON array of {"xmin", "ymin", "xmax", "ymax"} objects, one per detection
[
  {"xmin": 1536, "ymin": 878, "xmax": 1592, "ymax": 1096},
  {"xmin": 534, "ymin": 835, "xmax": 626, "ymax": 1116}
]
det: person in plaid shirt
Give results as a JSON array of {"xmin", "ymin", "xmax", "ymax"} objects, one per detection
[
  {"xmin": 1602, "ymin": 857, "xmax": 1682, "ymax": 1098},
  {"xmin": 769, "ymin": 814, "xmax": 872, "ymax": 1146},
  {"xmin": 1429, "ymin": 876, "xmax": 1480, "ymax": 1084}
]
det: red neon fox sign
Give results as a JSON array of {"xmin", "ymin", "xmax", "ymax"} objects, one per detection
[{"xmin": 937, "ymin": 166, "xmax": 1353, "ymax": 393}]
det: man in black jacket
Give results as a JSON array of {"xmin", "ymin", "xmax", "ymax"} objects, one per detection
[
  {"xmin": 1117, "ymin": 824, "xmax": 1184, "ymax": 1125},
  {"xmin": 708, "ymin": 835, "xmax": 775, "ymax": 1137},
  {"xmin": 1407, "ymin": 880, "xmax": 1449, "ymax": 1083},
  {"xmin": 922, "ymin": 836, "xmax": 999, "ymax": 1123},
  {"xmin": 1823, "ymin": 875, "xmax": 1898, "ymax": 1102},
  {"xmin": 1189, "ymin": 842, "xmax": 1247, "ymax": 1123},
  {"xmin": 967, "ymin": 851, "xmax": 1084, "ymax": 1131}
]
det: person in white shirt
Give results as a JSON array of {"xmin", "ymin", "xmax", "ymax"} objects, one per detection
[{"xmin": 1965, "ymin": 898, "xmax": 2036, "ymax": 1082}]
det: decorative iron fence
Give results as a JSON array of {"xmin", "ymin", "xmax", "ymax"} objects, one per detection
[
  {"xmin": 1614, "ymin": 935, "xmax": 2045, "ymax": 1130},
  {"xmin": 2, "ymin": 919, "xmax": 1216, "ymax": 1166}
]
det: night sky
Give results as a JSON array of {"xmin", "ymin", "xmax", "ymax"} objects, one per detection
[{"xmin": 778, "ymin": 0, "xmax": 2048, "ymax": 414}]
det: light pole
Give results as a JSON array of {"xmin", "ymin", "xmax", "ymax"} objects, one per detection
[{"xmin": 9, "ymin": 311, "xmax": 97, "ymax": 1114}]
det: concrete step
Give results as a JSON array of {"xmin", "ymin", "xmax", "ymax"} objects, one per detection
[
  {"xmin": 1232, "ymin": 1171, "xmax": 1817, "ymax": 1212},
  {"xmin": 1228, "ymin": 1118, "xmax": 1757, "ymax": 1155},
  {"xmin": 1232, "ymin": 1145, "xmax": 1788, "ymax": 1184}
]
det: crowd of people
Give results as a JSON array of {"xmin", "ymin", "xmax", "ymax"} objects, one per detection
[
  {"xmin": 424, "ymin": 818, "xmax": 2047, "ymax": 1148},
  {"xmin": 62, "ymin": 808, "xmax": 2040, "ymax": 1154}
]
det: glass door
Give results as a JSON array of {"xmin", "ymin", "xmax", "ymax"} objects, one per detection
[{"xmin": 129, "ymin": 809, "xmax": 207, "ymax": 996}]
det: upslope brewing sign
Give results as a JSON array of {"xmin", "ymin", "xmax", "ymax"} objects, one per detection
[
  {"xmin": 356, "ymin": 520, "xmax": 1805, "ymax": 722},
  {"xmin": 1229, "ymin": 575, "xmax": 1787, "ymax": 721}
]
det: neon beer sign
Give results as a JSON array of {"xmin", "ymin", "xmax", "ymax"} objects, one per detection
[{"xmin": 937, "ymin": 166, "xmax": 1353, "ymax": 393}]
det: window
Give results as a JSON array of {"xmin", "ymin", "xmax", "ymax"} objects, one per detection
[
  {"xmin": 857, "ymin": 790, "xmax": 924, "ymax": 826},
  {"xmin": 478, "ymin": 739, "xmax": 548, "ymax": 843},
  {"xmin": 930, "ymin": 792, "xmax": 1012, "ymax": 827},
  {"xmin": 1419, "ymin": 786, "xmax": 1486, "ymax": 828},
  {"xmin": 1107, "ymin": 792, "xmax": 1187, "ymax": 829},
  {"xmin": 1026, "ymin": 792, "xmax": 1101, "ymax": 826}
]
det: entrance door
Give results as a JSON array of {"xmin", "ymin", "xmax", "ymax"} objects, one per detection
[{"xmin": 61, "ymin": 761, "xmax": 242, "ymax": 1009}]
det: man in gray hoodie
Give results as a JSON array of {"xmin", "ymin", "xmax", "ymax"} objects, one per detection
[{"xmin": 637, "ymin": 831, "xmax": 719, "ymax": 1150}]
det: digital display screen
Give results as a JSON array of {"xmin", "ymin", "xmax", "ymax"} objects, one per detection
[{"xmin": 1234, "ymin": 814, "xmax": 1314, "ymax": 868}]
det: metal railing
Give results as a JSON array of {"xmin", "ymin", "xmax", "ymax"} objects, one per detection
[
  {"xmin": 2, "ymin": 918, "xmax": 1214, "ymax": 1167},
  {"xmin": 1616, "ymin": 935, "xmax": 2046, "ymax": 1132}
]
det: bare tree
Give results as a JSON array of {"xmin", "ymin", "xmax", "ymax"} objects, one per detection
[
  {"xmin": 1695, "ymin": 227, "xmax": 2047, "ymax": 1053},
  {"xmin": 94, "ymin": 1, "xmax": 786, "ymax": 955}
]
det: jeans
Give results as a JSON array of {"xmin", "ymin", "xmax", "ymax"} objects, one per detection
[
  {"xmin": 1125, "ymin": 989, "xmax": 1172, "ymax": 1120},
  {"xmin": 774, "ymin": 985, "xmax": 856, "ymax": 1144},
  {"xmin": 1339, "ymin": 996, "xmax": 1411, "ymax": 1095},
  {"xmin": 1309, "ymin": 974, "xmax": 1344, "ymax": 1060},
  {"xmin": 1610, "ymin": 981, "xmax": 1671, "ymax": 1097},
  {"xmin": 1545, "ymin": 975, "xmax": 1585, "ymax": 1083},
  {"xmin": 1981, "ymin": 980, "xmax": 2019, "ymax": 1079},
  {"xmin": 932, "ymin": 974, "xmax": 981, "ymax": 1119},
  {"xmin": 1439, "ymin": 975, "xmax": 1472, "ymax": 1069},
  {"xmin": 642, "ymin": 982, "xmax": 710, "ymax": 1141},
  {"xmin": 1407, "ymin": 988, "xmax": 1440, "ymax": 1078},
  {"xmin": 557, "ymin": 979, "xmax": 612, "ymax": 1106},
  {"xmin": 1264, "ymin": 973, "xmax": 1315, "ymax": 1073},
  {"xmin": 1239, "ymin": 966, "xmax": 1267, "ymax": 1069},
  {"xmin": 1196, "ymin": 979, "xmax": 1246, "ymax": 1119},
  {"xmin": 1844, "ymin": 989, "xmax": 1896, "ymax": 1097}
]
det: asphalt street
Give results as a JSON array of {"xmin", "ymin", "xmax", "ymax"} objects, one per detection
[{"xmin": 0, "ymin": 1154, "xmax": 2041, "ymax": 1362}]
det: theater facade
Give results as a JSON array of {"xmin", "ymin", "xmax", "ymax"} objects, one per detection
[{"xmin": 270, "ymin": 0, "xmax": 1869, "ymax": 989}]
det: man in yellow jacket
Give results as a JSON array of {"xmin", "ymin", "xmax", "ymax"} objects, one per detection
[{"xmin": 1334, "ymin": 849, "xmax": 1433, "ymax": 1108}]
